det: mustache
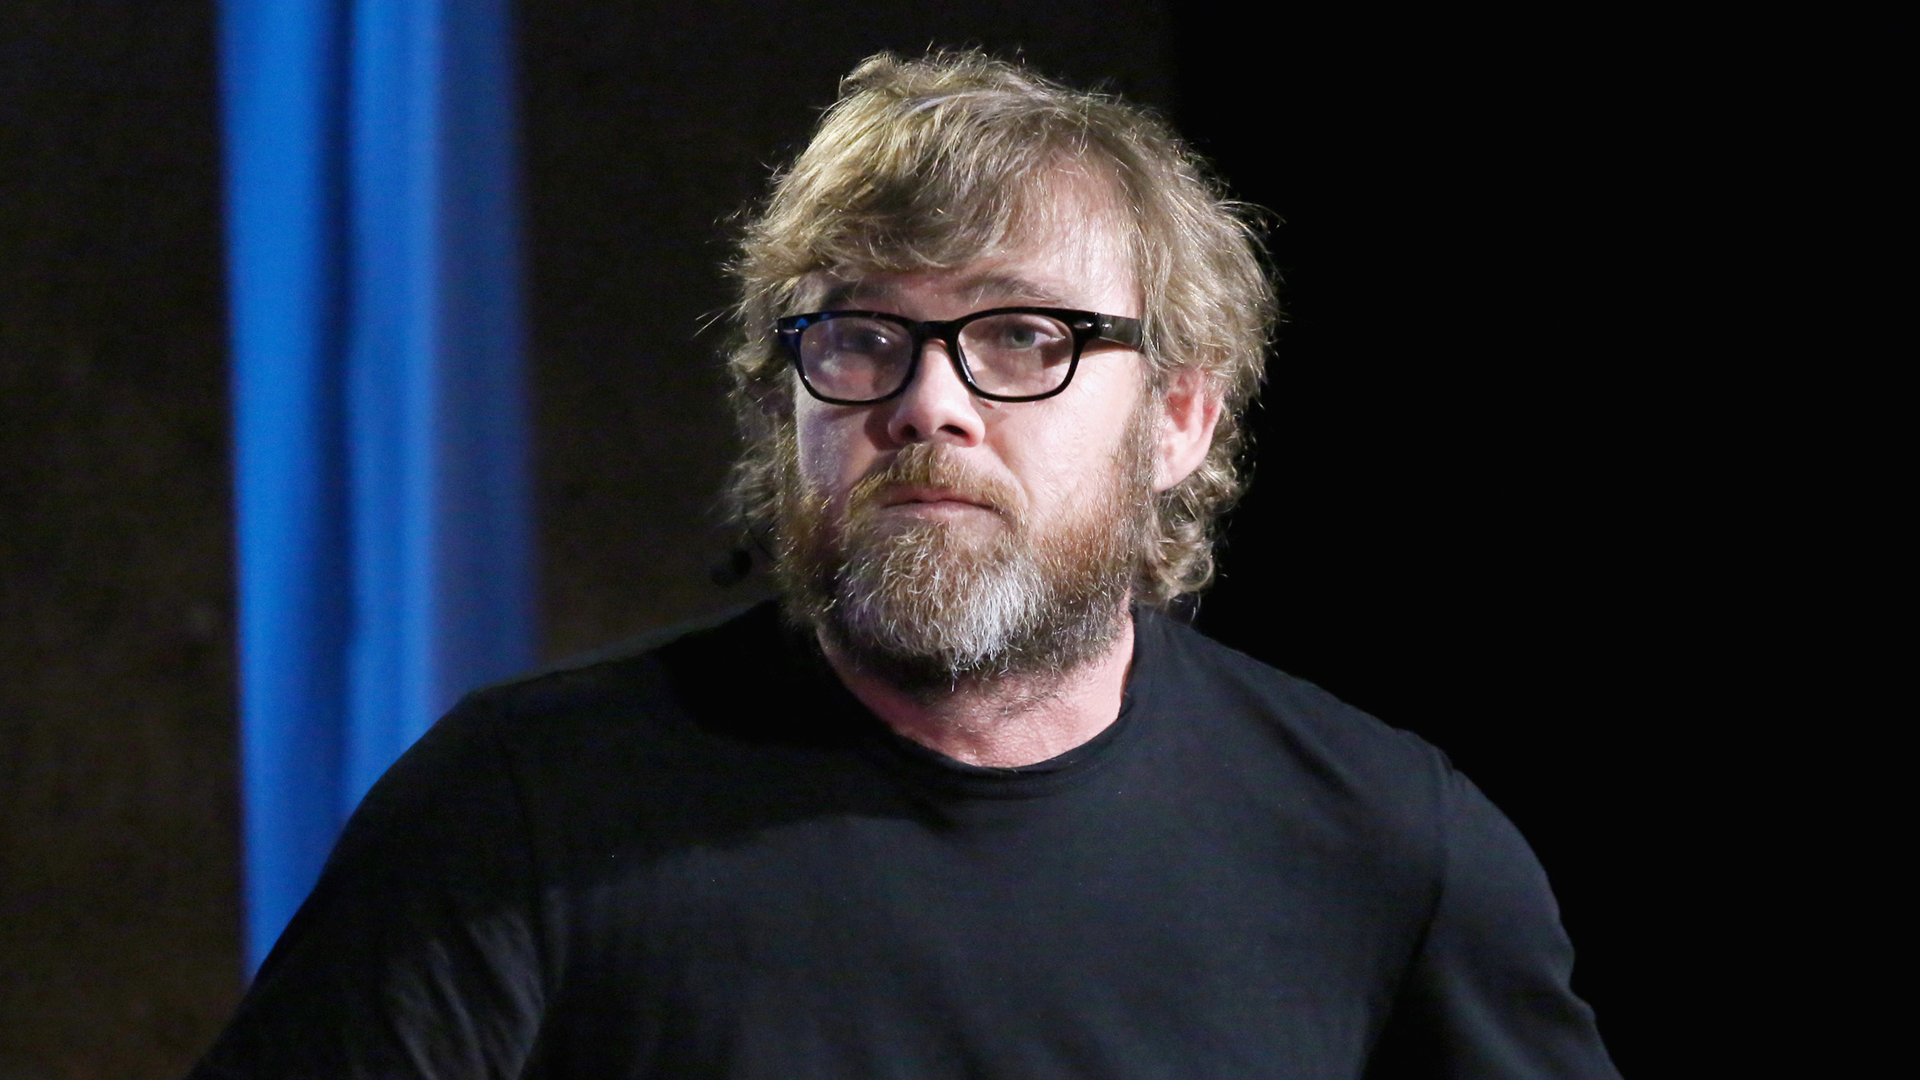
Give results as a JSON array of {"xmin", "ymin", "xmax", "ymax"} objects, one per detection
[{"xmin": 845, "ymin": 444, "xmax": 1024, "ymax": 523}]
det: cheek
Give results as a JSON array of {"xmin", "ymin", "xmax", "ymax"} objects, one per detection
[
  {"xmin": 1004, "ymin": 376, "xmax": 1147, "ymax": 506},
  {"xmin": 792, "ymin": 400, "xmax": 870, "ymax": 494}
]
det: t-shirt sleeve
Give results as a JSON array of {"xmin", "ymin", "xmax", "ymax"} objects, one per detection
[
  {"xmin": 1366, "ymin": 759, "xmax": 1621, "ymax": 1080},
  {"xmin": 187, "ymin": 700, "xmax": 546, "ymax": 1080}
]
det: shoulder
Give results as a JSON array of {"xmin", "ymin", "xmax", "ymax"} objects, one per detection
[
  {"xmin": 402, "ymin": 601, "xmax": 863, "ymax": 834},
  {"xmin": 1138, "ymin": 615, "xmax": 1620, "ymax": 1074},
  {"xmin": 1137, "ymin": 609, "xmax": 1454, "ymax": 806},
  {"xmin": 445, "ymin": 599, "xmax": 820, "ymax": 748}
]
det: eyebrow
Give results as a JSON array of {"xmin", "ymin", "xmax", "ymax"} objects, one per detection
[{"xmin": 817, "ymin": 272, "xmax": 1074, "ymax": 312}]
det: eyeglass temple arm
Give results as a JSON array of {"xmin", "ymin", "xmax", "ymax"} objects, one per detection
[{"xmin": 1093, "ymin": 314, "xmax": 1144, "ymax": 349}]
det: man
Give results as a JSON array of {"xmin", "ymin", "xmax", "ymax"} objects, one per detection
[{"xmin": 193, "ymin": 52, "xmax": 1618, "ymax": 1078}]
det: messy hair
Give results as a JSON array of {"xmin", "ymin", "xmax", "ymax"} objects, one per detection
[{"xmin": 725, "ymin": 50, "xmax": 1276, "ymax": 605}]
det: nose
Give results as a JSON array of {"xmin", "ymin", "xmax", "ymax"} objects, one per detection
[{"xmin": 883, "ymin": 339, "xmax": 986, "ymax": 447}]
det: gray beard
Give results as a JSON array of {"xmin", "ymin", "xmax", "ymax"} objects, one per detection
[{"xmin": 775, "ymin": 418, "xmax": 1153, "ymax": 694}]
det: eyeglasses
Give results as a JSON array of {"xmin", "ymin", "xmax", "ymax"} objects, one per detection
[{"xmin": 774, "ymin": 307, "xmax": 1145, "ymax": 405}]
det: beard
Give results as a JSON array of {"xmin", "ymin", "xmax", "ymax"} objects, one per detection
[{"xmin": 774, "ymin": 406, "xmax": 1156, "ymax": 694}]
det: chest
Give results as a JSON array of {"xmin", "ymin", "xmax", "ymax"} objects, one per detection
[{"xmin": 532, "ymin": 780, "xmax": 1423, "ymax": 1080}]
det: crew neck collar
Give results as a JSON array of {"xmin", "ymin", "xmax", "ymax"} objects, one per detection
[{"xmin": 792, "ymin": 606, "xmax": 1165, "ymax": 800}]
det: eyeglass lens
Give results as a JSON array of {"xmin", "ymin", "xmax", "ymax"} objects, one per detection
[{"xmin": 799, "ymin": 313, "xmax": 1077, "ymax": 401}]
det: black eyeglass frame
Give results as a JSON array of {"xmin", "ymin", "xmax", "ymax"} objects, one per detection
[{"xmin": 773, "ymin": 307, "xmax": 1146, "ymax": 405}]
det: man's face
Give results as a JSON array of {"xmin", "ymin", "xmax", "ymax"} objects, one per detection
[{"xmin": 777, "ymin": 194, "xmax": 1158, "ymax": 687}]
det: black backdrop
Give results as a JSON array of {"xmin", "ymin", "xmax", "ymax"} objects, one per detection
[{"xmin": 4, "ymin": 1, "xmax": 1723, "ymax": 1072}]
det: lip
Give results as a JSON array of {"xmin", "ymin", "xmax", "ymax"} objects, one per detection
[{"xmin": 879, "ymin": 487, "xmax": 995, "ymax": 512}]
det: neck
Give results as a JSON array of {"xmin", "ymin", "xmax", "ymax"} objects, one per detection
[{"xmin": 820, "ymin": 614, "xmax": 1136, "ymax": 768}]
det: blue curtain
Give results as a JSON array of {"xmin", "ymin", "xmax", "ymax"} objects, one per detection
[{"xmin": 220, "ymin": 0, "xmax": 534, "ymax": 973}]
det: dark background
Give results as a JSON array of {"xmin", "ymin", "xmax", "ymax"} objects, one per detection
[{"xmin": 2, "ymin": 1, "xmax": 1732, "ymax": 1074}]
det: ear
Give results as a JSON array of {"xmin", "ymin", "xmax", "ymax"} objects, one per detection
[{"xmin": 1153, "ymin": 366, "xmax": 1223, "ymax": 493}]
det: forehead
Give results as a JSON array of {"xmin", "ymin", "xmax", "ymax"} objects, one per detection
[{"xmin": 798, "ymin": 173, "xmax": 1140, "ymax": 315}]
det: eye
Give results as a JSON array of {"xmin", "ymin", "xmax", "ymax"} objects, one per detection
[
  {"xmin": 1002, "ymin": 323, "xmax": 1041, "ymax": 349},
  {"xmin": 826, "ymin": 320, "xmax": 899, "ymax": 356},
  {"xmin": 976, "ymin": 315, "xmax": 1067, "ymax": 352}
]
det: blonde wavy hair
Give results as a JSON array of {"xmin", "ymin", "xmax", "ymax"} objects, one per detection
[{"xmin": 726, "ymin": 50, "xmax": 1276, "ymax": 605}]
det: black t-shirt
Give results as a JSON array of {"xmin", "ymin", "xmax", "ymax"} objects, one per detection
[{"xmin": 191, "ymin": 603, "xmax": 1618, "ymax": 1078}]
